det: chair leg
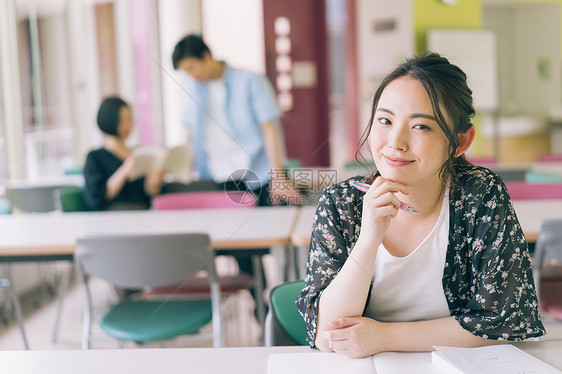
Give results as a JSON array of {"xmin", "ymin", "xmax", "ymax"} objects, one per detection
[
  {"xmin": 252, "ymin": 255, "xmax": 266, "ymax": 340},
  {"xmin": 52, "ymin": 263, "xmax": 73, "ymax": 343},
  {"xmin": 209, "ymin": 268, "xmax": 223, "ymax": 347},
  {"xmin": 2, "ymin": 264, "xmax": 29, "ymax": 349},
  {"xmin": 78, "ymin": 269, "xmax": 92, "ymax": 350}
]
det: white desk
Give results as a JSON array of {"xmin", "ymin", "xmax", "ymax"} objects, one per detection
[
  {"xmin": 511, "ymin": 199, "xmax": 562, "ymax": 242},
  {"xmin": 0, "ymin": 341, "xmax": 560, "ymax": 374},
  {"xmin": 0, "ymin": 206, "xmax": 298, "ymax": 257},
  {"xmin": 291, "ymin": 200, "xmax": 562, "ymax": 246}
]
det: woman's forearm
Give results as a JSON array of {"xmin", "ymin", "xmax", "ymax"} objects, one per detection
[
  {"xmin": 105, "ymin": 166, "xmax": 129, "ymax": 200},
  {"xmin": 381, "ymin": 316, "xmax": 502, "ymax": 352},
  {"xmin": 317, "ymin": 239, "xmax": 379, "ymax": 332}
]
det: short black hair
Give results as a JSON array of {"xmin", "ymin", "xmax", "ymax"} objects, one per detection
[
  {"xmin": 172, "ymin": 34, "xmax": 211, "ymax": 70},
  {"xmin": 96, "ymin": 96, "xmax": 128, "ymax": 136}
]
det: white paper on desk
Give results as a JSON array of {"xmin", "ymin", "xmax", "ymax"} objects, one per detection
[
  {"xmin": 268, "ymin": 352, "xmax": 376, "ymax": 374},
  {"xmin": 432, "ymin": 345, "xmax": 562, "ymax": 374}
]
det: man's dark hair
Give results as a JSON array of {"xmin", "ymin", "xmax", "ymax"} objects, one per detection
[
  {"xmin": 172, "ymin": 34, "xmax": 211, "ymax": 70},
  {"xmin": 96, "ymin": 96, "xmax": 128, "ymax": 136}
]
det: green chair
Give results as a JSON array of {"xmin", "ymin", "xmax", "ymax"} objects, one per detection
[
  {"xmin": 64, "ymin": 167, "xmax": 84, "ymax": 176},
  {"xmin": 75, "ymin": 232, "xmax": 223, "ymax": 348},
  {"xmin": 265, "ymin": 280, "xmax": 307, "ymax": 346},
  {"xmin": 53, "ymin": 186, "xmax": 89, "ymax": 212},
  {"xmin": 285, "ymin": 159, "xmax": 302, "ymax": 170}
]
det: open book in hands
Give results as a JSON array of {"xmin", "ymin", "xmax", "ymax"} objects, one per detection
[{"xmin": 128, "ymin": 145, "xmax": 192, "ymax": 183}]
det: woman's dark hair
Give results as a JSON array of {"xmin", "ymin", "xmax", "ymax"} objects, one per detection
[
  {"xmin": 96, "ymin": 96, "xmax": 128, "ymax": 136},
  {"xmin": 357, "ymin": 52, "xmax": 475, "ymax": 184},
  {"xmin": 172, "ymin": 34, "xmax": 211, "ymax": 70}
]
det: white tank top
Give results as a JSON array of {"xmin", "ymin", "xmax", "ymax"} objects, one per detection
[{"xmin": 364, "ymin": 189, "xmax": 451, "ymax": 322}]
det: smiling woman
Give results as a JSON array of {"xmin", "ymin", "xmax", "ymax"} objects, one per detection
[{"xmin": 296, "ymin": 52, "xmax": 545, "ymax": 359}]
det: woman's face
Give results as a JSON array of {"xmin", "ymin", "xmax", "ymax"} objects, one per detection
[
  {"xmin": 117, "ymin": 106, "xmax": 134, "ymax": 140},
  {"xmin": 369, "ymin": 76, "xmax": 450, "ymax": 187}
]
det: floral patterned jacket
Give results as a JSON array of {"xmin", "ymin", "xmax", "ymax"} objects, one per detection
[{"xmin": 296, "ymin": 164, "xmax": 545, "ymax": 347}]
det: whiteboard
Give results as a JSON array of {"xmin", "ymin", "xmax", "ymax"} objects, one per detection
[{"xmin": 427, "ymin": 29, "xmax": 498, "ymax": 112}]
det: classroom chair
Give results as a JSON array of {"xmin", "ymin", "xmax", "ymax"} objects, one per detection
[
  {"xmin": 7, "ymin": 183, "xmax": 81, "ymax": 304},
  {"xmin": 0, "ymin": 264, "xmax": 29, "ymax": 349},
  {"xmin": 0, "ymin": 197, "xmax": 28, "ymax": 349},
  {"xmin": 5, "ymin": 185, "xmax": 74, "ymax": 212},
  {"xmin": 152, "ymin": 190, "xmax": 256, "ymax": 210},
  {"xmin": 53, "ymin": 186, "xmax": 89, "ymax": 212},
  {"xmin": 525, "ymin": 171, "xmax": 562, "ymax": 184},
  {"xmin": 264, "ymin": 280, "xmax": 307, "ymax": 346},
  {"xmin": 0, "ymin": 197, "xmax": 11, "ymax": 214},
  {"xmin": 533, "ymin": 220, "xmax": 562, "ymax": 321},
  {"xmin": 51, "ymin": 186, "xmax": 90, "ymax": 344},
  {"xmin": 150, "ymin": 190, "xmax": 262, "ymax": 334},
  {"xmin": 150, "ymin": 190, "xmax": 257, "ymax": 283},
  {"xmin": 75, "ymin": 232, "xmax": 223, "ymax": 348},
  {"xmin": 63, "ymin": 167, "xmax": 84, "ymax": 176},
  {"xmin": 504, "ymin": 182, "xmax": 562, "ymax": 200}
]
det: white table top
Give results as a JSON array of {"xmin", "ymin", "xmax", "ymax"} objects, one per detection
[
  {"xmin": 0, "ymin": 341, "xmax": 559, "ymax": 374},
  {"xmin": 513, "ymin": 199, "xmax": 562, "ymax": 242},
  {"xmin": 3, "ymin": 175, "xmax": 85, "ymax": 189},
  {"xmin": 291, "ymin": 199, "xmax": 562, "ymax": 246},
  {"xmin": 0, "ymin": 206, "xmax": 299, "ymax": 257}
]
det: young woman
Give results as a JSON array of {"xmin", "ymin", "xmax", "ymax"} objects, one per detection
[
  {"xmin": 296, "ymin": 53, "xmax": 544, "ymax": 358},
  {"xmin": 84, "ymin": 97, "xmax": 163, "ymax": 211}
]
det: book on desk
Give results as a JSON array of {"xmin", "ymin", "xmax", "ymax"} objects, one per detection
[
  {"xmin": 431, "ymin": 345, "xmax": 561, "ymax": 374},
  {"xmin": 268, "ymin": 345, "xmax": 561, "ymax": 374}
]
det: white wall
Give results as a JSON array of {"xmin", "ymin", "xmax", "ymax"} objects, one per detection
[
  {"xmin": 158, "ymin": 0, "xmax": 202, "ymax": 148},
  {"xmin": 201, "ymin": 0, "xmax": 265, "ymax": 74},
  {"xmin": 355, "ymin": 0, "xmax": 414, "ymax": 139},
  {"xmin": 483, "ymin": 2, "xmax": 561, "ymax": 117}
]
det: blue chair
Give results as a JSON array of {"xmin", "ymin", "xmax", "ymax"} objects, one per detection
[{"xmin": 75, "ymin": 232, "xmax": 223, "ymax": 348}]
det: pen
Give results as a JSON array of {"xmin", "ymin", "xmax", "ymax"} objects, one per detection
[{"xmin": 350, "ymin": 180, "xmax": 420, "ymax": 215}]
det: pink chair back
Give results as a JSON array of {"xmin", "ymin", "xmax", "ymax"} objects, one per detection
[
  {"xmin": 152, "ymin": 191, "xmax": 257, "ymax": 210},
  {"xmin": 504, "ymin": 182, "xmax": 562, "ymax": 200},
  {"xmin": 538, "ymin": 153, "xmax": 562, "ymax": 163}
]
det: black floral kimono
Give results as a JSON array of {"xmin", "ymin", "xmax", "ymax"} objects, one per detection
[{"xmin": 296, "ymin": 164, "xmax": 545, "ymax": 347}]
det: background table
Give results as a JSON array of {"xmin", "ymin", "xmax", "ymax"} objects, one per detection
[{"xmin": 0, "ymin": 206, "xmax": 298, "ymax": 258}]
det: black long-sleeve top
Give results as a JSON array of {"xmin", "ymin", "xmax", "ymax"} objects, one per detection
[{"xmin": 83, "ymin": 148, "xmax": 150, "ymax": 211}]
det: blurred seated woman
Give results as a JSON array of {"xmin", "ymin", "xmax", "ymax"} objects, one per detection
[{"xmin": 84, "ymin": 96, "xmax": 163, "ymax": 211}]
